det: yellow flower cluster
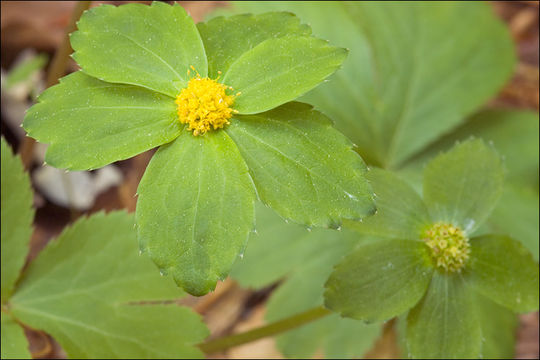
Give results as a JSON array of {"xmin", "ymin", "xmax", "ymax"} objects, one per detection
[
  {"xmin": 422, "ymin": 222, "xmax": 470, "ymax": 272},
  {"xmin": 175, "ymin": 68, "xmax": 238, "ymax": 136}
]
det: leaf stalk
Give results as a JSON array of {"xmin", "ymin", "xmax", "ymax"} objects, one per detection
[{"xmin": 197, "ymin": 305, "xmax": 331, "ymax": 354}]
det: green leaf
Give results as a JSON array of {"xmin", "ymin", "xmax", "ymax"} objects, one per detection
[
  {"xmin": 231, "ymin": 204, "xmax": 381, "ymax": 358},
  {"xmin": 345, "ymin": 168, "xmax": 431, "ymax": 240},
  {"xmin": 464, "ymin": 234, "xmax": 539, "ymax": 313},
  {"xmin": 10, "ymin": 212, "xmax": 208, "ymax": 359},
  {"xmin": 3, "ymin": 53, "xmax": 48, "ymax": 90},
  {"xmin": 488, "ymin": 184, "xmax": 539, "ymax": 260},
  {"xmin": 423, "ymin": 139, "xmax": 504, "ymax": 233},
  {"xmin": 406, "ymin": 272, "xmax": 482, "ymax": 359},
  {"xmin": 268, "ymin": 258, "xmax": 381, "ymax": 359},
  {"xmin": 475, "ymin": 294, "xmax": 518, "ymax": 359},
  {"xmin": 324, "ymin": 239, "xmax": 433, "ymax": 322},
  {"xmin": 226, "ymin": 102, "xmax": 375, "ymax": 228},
  {"xmin": 197, "ymin": 12, "xmax": 311, "ymax": 79},
  {"xmin": 230, "ymin": 203, "xmax": 345, "ymax": 288},
  {"xmin": 136, "ymin": 131, "xmax": 255, "ymax": 296},
  {"xmin": 1, "ymin": 313, "xmax": 31, "ymax": 359},
  {"xmin": 223, "ymin": 37, "xmax": 347, "ymax": 114},
  {"xmin": 23, "ymin": 71, "xmax": 181, "ymax": 171},
  {"xmin": 71, "ymin": 2, "xmax": 207, "ymax": 97},
  {"xmin": 403, "ymin": 109, "xmax": 539, "ymax": 189},
  {"xmin": 398, "ymin": 110, "xmax": 539, "ymax": 258},
  {"xmin": 227, "ymin": 2, "xmax": 515, "ymax": 168},
  {"xmin": 1, "ymin": 138, "xmax": 34, "ymax": 303}
]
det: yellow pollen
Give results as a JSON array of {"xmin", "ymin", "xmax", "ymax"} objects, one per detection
[
  {"xmin": 175, "ymin": 67, "xmax": 238, "ymax": 136},
  {"xmin": 422, "ymin": 222, "xmax": 470, "ymax": 273}
]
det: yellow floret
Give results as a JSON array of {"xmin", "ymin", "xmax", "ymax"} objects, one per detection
[{"xmin": 175, "ymin": 67, "xmax": 238, "ymax": 136}]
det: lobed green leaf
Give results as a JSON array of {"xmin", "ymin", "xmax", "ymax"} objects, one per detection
[
  {"xmin": 1, "ymin": 138, "xmax": 34, "ymax": 303},
  {"xmin": 406, "ymin": 272, "xmax": 482, "ymax": 359},
  {"xmin": 324, "ymin": 239, "xmax": 433, "ymax": 323},
  {"xmin": 23, "ymin": 71, "xmax": 181, "ymax": 171},
  {"xmin": 465, "ymin": 234, "xmax": 539, "ymax": 313},
  {"xmin": 136, "ymin": 131, "xmax": 255, "ymax": 296},
  {"xmin": 226, "ymin": 102, "xmax": 375, "ymax": 228},
  {"xmin": 10, "ymin": 212, "xmax": 208, "ymax": 359},
  {"xmin": 423, "ymin": 139, "xmax": 504, "ymax": 233},
  {"xmin": 223, "ymin": 37, "xmax": 347, "ymax": 114},
  {"xmin": 198, "ymin": 12, "xmax": 311, "ymax": 79},
  {"xmin": 71, "ymin": 2, "xmax": 207, "ymax": 97}
]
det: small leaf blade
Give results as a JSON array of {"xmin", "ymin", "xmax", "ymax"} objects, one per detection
[
  {"xmin": 406, "ymin": 272, "xmax": 482, "ymax": 359},
  {"xmin": 71, "ymin": 2, "xmax": 207, "ymax": 97},
  {"xmin": 136, "ymin": 131, "xmax": 255, "ymax": 296},
  {"xmin": 226, "ymin": 102, "xmax": 375, "ymax": 228},
  {"xmin": 465, "ymin": 234, "xmax": 539, "ymax": 313},
  {"xmin": 423, "ymin": 139, "xmax": 504, "ymax": 233},
  {"xmin": 198, "ymin": 12, "xmax": 311, "ymax": 78},
  {"xmin": 223, "ymin": 37, "xmax": 347, "ymax": 114},
  {"xmin": 1, "ymin": 138, "xmax": 34, "ymax": 303},
  {"xmin": 324, "ymin": 239, "xmax": 433, "ymax": 322},
  {"xmin": 23, "ymin": 71, "xmax": 181, "ymax": 171}
]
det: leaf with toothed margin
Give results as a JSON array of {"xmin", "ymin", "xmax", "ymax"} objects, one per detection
[
  {"xmin": 70, "ymin": 1, "xmax": 207, "ymax": 97},
  {"xmin": 22, "ymin": 71, "xmax": 181, "ymax": 171},
  {"xmin": 197, "ymin": 11, "xmax": 311, "ymax": 79},
  {"xmin": 9, "ymin": 211, "xmax": 208, "ymax": 359},
  {"xmin": 136, "ymin": 131, "xmax": 256, "ymax": 296},
  {"xmin": 223, "ymin": 36, "xmax": 347, "ymax": 114},
  {"xmin": 226, "ymin": 102, "xmax": 375, "ymax": 229},
  {"xmin": 1, "ymin": 138, "xmax": 34, "ymax": 303},
  {"xmin": 24, "ymin": 2, "xmax": 371, "ymax": 298}
]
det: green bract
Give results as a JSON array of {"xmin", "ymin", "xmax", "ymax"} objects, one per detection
[
  {"xmin": 324, "ymin": 139, "xmax": 539, "ymax": 359},
  {"xmin": 1, "ymin": 138, "xmax": 209, "ymax": 359},
  {"xmin": 231, "ymin": 204, "xmax": 381, "ymax": 359},
  {"xmin": 22, "ymin": 2, "xmax": 375, "ymax": 296}
]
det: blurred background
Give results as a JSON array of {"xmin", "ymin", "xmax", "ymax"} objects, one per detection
[{"xmin": 1, "ymin": 1, "xmax": 538, "ymax": 358}]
